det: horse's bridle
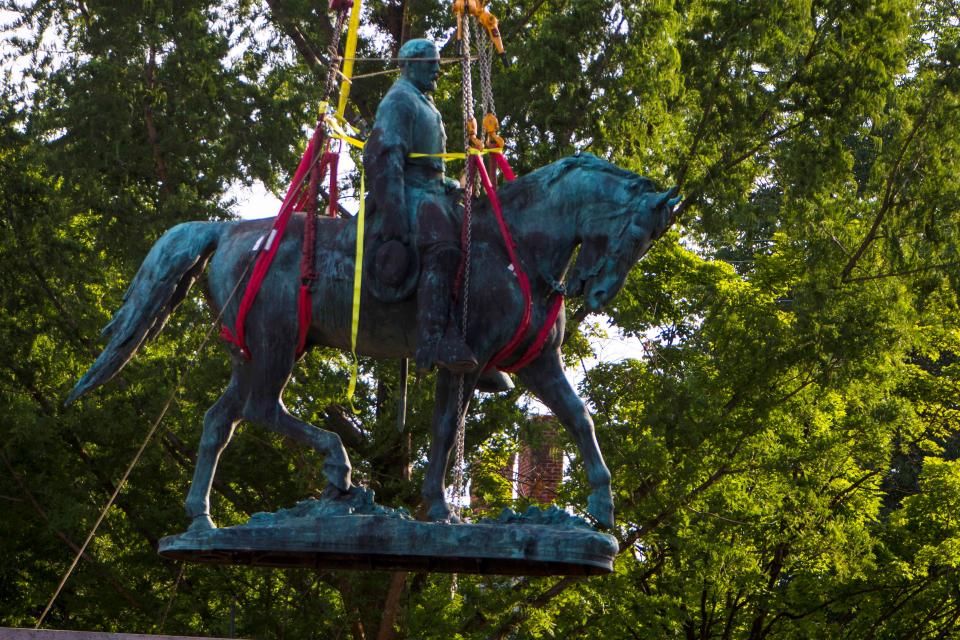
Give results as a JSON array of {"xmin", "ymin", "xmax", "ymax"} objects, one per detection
[{"xmin": 558, "ymin": 204, "xmax": 649, "ymax": 342}]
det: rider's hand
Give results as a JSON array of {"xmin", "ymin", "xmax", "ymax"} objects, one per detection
[{"xmin": 443, "ymin": 176, "xmax": 462, "ymax": 193}]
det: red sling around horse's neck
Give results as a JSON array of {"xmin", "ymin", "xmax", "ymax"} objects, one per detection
[{"xmin": 470, "ymin": 154, "xmax": 565, "ymax": 373}]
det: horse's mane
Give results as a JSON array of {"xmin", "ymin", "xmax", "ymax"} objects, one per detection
[
  {"xmin": 474, "ymin": 153, "xmax": 656, "ymax": 216},
  {"xmin": 543, "ymin": 153, "xmax": 656, "ymax": 190}
]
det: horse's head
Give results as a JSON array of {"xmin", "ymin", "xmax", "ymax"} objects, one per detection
[{"xmin": 566, "ymin": 168, "xmax": 679, "ymax": 312}]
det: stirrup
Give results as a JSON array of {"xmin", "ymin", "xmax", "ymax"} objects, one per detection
[{"xmin": 416, "ymin": 327, "xmax": 478, "ymax": 375}]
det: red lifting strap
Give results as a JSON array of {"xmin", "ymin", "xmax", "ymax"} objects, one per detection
[
  {"xmin": 221, "ymin": 130, "xmax": 340, "ymax": 359},
  {"xmin": 497, "ymin": 293, "xmax": 564, "ymax": 373},
  {"xmin": 491, "ymin": 151, "xmax": 516, "ymax": 181},
  {"xmin": 467, "ymin": 154, "xmax": 562, "ymax": 372},
  {"xmin": 297, "ymin": 150, "xmax": 339, "ymax": 355}
]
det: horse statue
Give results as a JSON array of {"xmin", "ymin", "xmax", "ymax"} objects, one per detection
[{"xmin": 67, "ymin": 153, "xmax": 678, "ymax": 532}]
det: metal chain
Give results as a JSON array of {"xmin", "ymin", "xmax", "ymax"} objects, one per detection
[
  {"xmin": 460, "ymin": 21, "xmax": 476, "ymax": 154},
  {"xmin": 452, "ymin": 15, "xmax": 476, "ymax": 524},
  {"xmin": 322, "ymin": 11, "xmax": 349, "ymax": 102},
  {"xmin": 479, "ymin": 34, "xmax": 495, "ymax": 117},
  {"xmin": 301, "ymin": 10, "xmax": 349, "ymax": 293},
  {"xmin": 450, "ymin": 17, "xmax": 478, "ymax": 601}
]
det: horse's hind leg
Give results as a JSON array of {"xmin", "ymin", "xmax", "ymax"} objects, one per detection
[
  {"xmin": 239, "ymin": 350, "xmax": 353, "ymax": 494},
  {"xmin": 258, "ymin": 408, "xmax": 353, "ymax": 493},
  {"xmin": 184, "ymin": 379, "xmax": 243, "ymax": 531},
  {"xmin": 516, "ymin": 351, "xmax": 614, "ymax": 529}
]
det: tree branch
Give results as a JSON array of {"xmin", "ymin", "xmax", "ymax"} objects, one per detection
[
  {"xmin": 503, "ymin": 0, "xmax": 552, "ymax": 40},
  {"xmin": 144, "ymin": 44, "xmax": 170, "ymax": 199},
  {"xmin": 842, "ymin": 260, "xmax": 960, "ymax": 284},
  {"xmin": 322, "ymin": 403, "xmax": 367, "ymax": 451},
  {"xmin": 264, "ymin": 0, "xmax": 329, "ymax": 78},
  {"xmin": 375, "ymin": 572, "xmax": 407, "ymax": 640},
  {"xmin": 675, "ymin": 52, "xmax": 730, "ymax": 191},
  {"xmin": 673, "ymin": 13, "xmax": 829, "ymax": 221},
  {"xmin": 0, "ymin": 447, "xmax": 148, "ymax": 613},
  {"xmin": 839, "ymin": 92, "xmax": 941, "ymax": 282},
  {"xmin": 6, "ymin": 210, "xmax": 98, "ymax": 355},
  {"xmin": 6, "ymin": 364, "xmax": 168, "ymax": 550},
  {"xmin": 828, "ymin": 468, "xmax": 882, "ymax": 511},
  {"xmin": 488, "ymin": 576, "xmax": 583, "ymax": 639}
]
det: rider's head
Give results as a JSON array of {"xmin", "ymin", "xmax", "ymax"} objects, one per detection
[{"xmin": 399, "ymin": 39, "xmax": 441, "ymax": 93}]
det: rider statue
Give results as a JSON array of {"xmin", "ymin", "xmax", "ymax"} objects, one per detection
[{"xmin": 363, "ymin": 38, "xmax": 478, "ymax": 375}]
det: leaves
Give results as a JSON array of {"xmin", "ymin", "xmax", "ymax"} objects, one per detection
[{"xmin": 2, "ymin": 0, "xmax": 960, "ymax": 637}]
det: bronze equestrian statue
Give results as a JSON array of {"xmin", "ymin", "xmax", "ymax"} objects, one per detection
[{"xmin": 67, "ymin": 40, "xmax": 679, "ymax": 532}]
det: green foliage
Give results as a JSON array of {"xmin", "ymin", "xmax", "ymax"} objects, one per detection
[{"xmin": 2, "ymin": 0, "xmax": 960, "ymax": 638}]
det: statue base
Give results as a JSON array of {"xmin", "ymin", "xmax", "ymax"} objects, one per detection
[{"xmin": 158, "ymin": 489, "xmax": 618, "ymax": 576}]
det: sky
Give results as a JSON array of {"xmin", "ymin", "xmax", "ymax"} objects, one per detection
[{"xmin": 230, "ymin": 179, "xmax": 288, "ymax": 220}]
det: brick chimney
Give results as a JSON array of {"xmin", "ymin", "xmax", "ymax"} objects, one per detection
[
  {"xmin": 516, "ymin": 416, "xmax": 562, "ymax": 504},
  {"xmin": 470, "ymin": 415, "xmax": 565, "ymax": 515}
]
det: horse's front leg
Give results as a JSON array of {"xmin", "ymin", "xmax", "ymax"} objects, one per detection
[
  {"xmin": 516, "ymin": 350, "xmax": 614, "ymax": 529},
  {"xmin": 421, "ymin": 369, "xmax": 479, "ymax": 522}
]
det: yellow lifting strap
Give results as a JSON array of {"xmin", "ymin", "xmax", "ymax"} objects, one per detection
[
  {"xmin": 409, "ymin": 147, "xmax": 504, "ymax": 159},
  {"xmin": 336, "ymin": 0, "xmax": 363, "ymax": 119},
  {"xmin": 345, "ymin": 167, "xmax": 365, "ymax": 410},
  {"xmin": 330, "ymin": 0, "xmax": 364, "ymax": 412},
  {"xmin": 325, "ymin": 113, "xmax": 503, "ymax": 158}
]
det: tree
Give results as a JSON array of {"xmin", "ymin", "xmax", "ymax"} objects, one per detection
[{"xmin": 1, "ymin": 0, "xmax": 959, "ymax": 638}]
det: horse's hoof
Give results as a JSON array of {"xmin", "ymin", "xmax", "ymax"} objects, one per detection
[
  {"xmin": 322, "ymin": 461, "xmax": 352, "ymax": 492},
  {"xmin": 588, "ymin": 493, "xmax": 614, "ymax": 530},
  {"xmin": 187, "ymin": 514, "xmax": 215, "ymax": 533},
  {"xmin": 320, "ymin": 484, "xmax": 354, "ymax": 501},
  {"xmin": 425, "ymin": 501, "xmax": 462, "ymax": 524}
]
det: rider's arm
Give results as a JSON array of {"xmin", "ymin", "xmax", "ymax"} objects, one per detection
[{"xmin": 363, "ymin": 98, "xmax": 414, "ymax": 241}]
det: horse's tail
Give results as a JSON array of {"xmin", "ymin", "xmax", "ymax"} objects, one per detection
[{"xmin": 66, "ymin": 221, "xmax": 226, "ymax": 405}]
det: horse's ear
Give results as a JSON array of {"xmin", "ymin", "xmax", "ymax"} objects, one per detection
[
  {"xmin": 651, "ymin": 189, "xmax": 676, "ymax": 208},
  {"xmin": 666, "ymin": 185, "xmax": 681, "ymax": 208}
]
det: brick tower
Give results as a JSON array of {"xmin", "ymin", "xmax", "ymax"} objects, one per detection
[{"xmin": 517, "ymin": 416, "xmax": 563, "ymax": 504}]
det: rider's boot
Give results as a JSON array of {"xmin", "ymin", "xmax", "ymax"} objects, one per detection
[{"xmin": 415, "ymin": 245, "xmax": 478, "ymax": 375}]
